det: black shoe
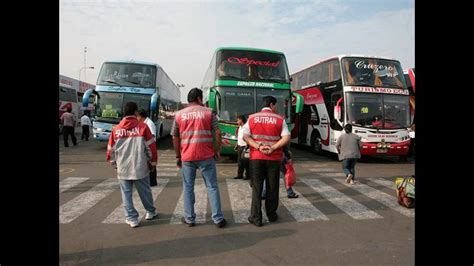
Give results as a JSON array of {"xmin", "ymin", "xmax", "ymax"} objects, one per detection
[
  {"xmin": 233, "ymin": 176, "xmax": 243, "ymax": 179},
  {"xmin": 243, "ymin": 177, "xmax": 250, "ymax": 180},
  {"xmin": 215, "ymin": 218, "xmax": 227, "ymax": 228},
  {"xmin": 181, "ymin": 217, "xmax": 195, "ymax": 227},
  {"xmin": 248, "ymin": 217, "xmax": 262, "ymax": 227},
  {"xmin": 287, "ymin": 194, "xmax": 299, "ymax": 199},
  {"xmin": 268, "ymin": 213, "xmax": 278, "ymax": 222}
]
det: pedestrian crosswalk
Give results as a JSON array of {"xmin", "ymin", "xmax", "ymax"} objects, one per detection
[{"xmin": 60, "ymin": 151, "xmax": 413, "ymax": 225}]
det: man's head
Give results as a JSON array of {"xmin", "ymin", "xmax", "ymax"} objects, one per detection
[
  {"xmin": 137, "ymin": 109, "xmax": 148, "ymax": 122},
  {"xmin": 237, "ymin": 114, "xmax": 247, "ymax": 126},
  {"xmin": 124, "ymin": 101, "xmax": 138, "ymax": 116},
  {"xmin": 261, "ymin": 96, "xmax": 277, "ymax": 112},
  {"xmin": 344, "ymin": 124, "xmax": 352, "ymax": 133},
  {"xmin": 187, "ymin": 88, "xmax": 203, "ymax": 104}
]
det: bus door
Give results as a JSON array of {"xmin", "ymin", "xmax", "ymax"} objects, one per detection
[{"xmin": 299, "ymin": 105, "xmax": 311, "ymax": 144}]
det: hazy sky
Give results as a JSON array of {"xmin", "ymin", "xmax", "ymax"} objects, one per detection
[{"xmin": 60, "ymin": 0, "xmax": 414, "ymax": 103}]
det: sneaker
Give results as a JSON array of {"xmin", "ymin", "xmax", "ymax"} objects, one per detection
[
  {"xmin": 349, "ymin": 179, "xmax": 355, "ymax": 185},
  {"xmin": 181, "ymin": 217, "xmax": 195, "ymax": 227},
  {"xmin": 125, "ymin": 219, "xmax": 139, "ymax": 228},
  {"xmin": 345, "ymin": 174, "xmax": 353, "ymax": 184},
  {"xmin": 215, "ymin": 218, "xmax": 227, "ymax": 228},
  {"xmin": 145, "ymin": 210, "xmax": 158, "ymax": 220}
]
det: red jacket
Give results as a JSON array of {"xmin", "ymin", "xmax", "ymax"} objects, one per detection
[
  {"xmin": 175, "ymin": 105, "xmax": 215, "ymax": 162},
  {"xmin": 106, "ymin": 116, "xmax": 157, "ymax": 180},
  {"xmin": 248, "ymin": 109, "xmax": 284, "ymax": 161}
]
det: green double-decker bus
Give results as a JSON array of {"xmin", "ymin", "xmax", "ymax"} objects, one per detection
[{"xmin": 201, "ymin": 47, "xmax": 304, "ymax": 155}]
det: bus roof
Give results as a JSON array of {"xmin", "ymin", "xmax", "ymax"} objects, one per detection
[
  {"xmin": 291, "ymin": 54, "xmax": 399, "ymax": 76},
  {"xmin": 103, "ymin": 60, "xmax": 160, "ymax": 67},
  {"xmin": 215, "ymin": 47, "xmax": 284, "ymax": 55}
]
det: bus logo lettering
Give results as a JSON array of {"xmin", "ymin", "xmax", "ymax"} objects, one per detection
[{"xmin": 227, "ymin": 57, "xmax": 280, "ymax": 68}]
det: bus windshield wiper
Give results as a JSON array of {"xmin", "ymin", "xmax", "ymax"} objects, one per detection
[
  {"xmin": 126, "ymin": 80, "xmax": 141, "ymax": 85},
  {"xmin": 103, "ymin": 80, "xmax": 119, "ymax": 85},
  {"xmin": 258, "ymin": 78, "xmax": 287, "ymax": 84},
  {"xmin": 220, "ymin": 75, "xmax": 245, "ymax": 81}
]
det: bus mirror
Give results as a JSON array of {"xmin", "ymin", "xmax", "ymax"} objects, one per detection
[
  {"xmin": 293, "ymin": 92, "xmax": 304, "ymax": 114},
  {"xmin": 209, "ymin": 89, "xmax": 217, "ymax": 112},
  {"xmin": 150, "ymin": 93, "xmax": 159, "ymax": 112},
  {"xmin": 334, "ymin": 106, "xmax": 341, "ymax": 120}
]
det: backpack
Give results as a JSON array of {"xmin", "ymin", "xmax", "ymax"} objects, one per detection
[{"xmin": 395, "ymin": 177, "xmax": 415, "ymax": 208}]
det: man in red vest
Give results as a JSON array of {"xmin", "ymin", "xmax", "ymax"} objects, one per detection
[
  {"xmin": 171, "ymin": 88, "xmax": 226, "ymax": 228},
  {"xmin": 242, "ymin": 95, "xmax": 291, "ymax": 226}
]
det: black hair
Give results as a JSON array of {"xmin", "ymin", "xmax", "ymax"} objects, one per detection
[
  {"xmin": 124, "ymin": 101, "xmax": 138, "ymax": 116},
  {"xmin": 187, "ymin": 88, "xmax": 203, "ymax": 103},
  {"xmin": 237, "ymin": 114, "xmax": 247, "ymax": 123},
  {"xmin": 261, "ymin": 96, "xmax": 277, "ymax": 107},
  {"xmin": 344, "ymin": 124, "xmax": 352, "ymax": 133},
  {"xmin": 67, "ymin": 108, "xmax": 72, "ymax": 113},
  {"xmin": 137, "ymin": 109, "xmax": 148, "ymax": 118}
]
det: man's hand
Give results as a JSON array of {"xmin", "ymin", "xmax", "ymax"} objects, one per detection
[
  {"xmin": 215, "ymin": 152, "xmax": 221, "ymax": 161},
  {"xmin": 176, "ymin": 158, "xmax": 182, "ymax": 168},
  {"xmin": 258, "ymin": 145, "xmax": 272, "ymax": 155}
]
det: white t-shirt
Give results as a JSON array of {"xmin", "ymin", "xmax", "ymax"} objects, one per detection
[
  {"xmin": 237, "ymin": 125, "xmax": 246, "ymax": 146},
  {"xmin": 80, "ymin": 115, "xmax": 92, "ymax": 126},
  {"xmin": 144, "ymin": 117, "xmax": 156, "ymax": 137}
]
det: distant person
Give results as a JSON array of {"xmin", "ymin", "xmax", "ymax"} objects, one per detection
[
  {"xmin": 137, "ymin": 109, "xmax": 158, "ymax": 187},
  {"xmin": 106, "ymin": 102, "xmax": 158, "ymax": 228},
  {"xmin": 80, "ymin": 111, "xmax": 92, "ymax": 141},
  {"xmin": 234, "ymin": 115, "xmax": 250, "ymax": 180},
  {"xmin": 336, "ymin": 124, "xmax": 362, "ymax": 185},
  {"xmin": 61, "ymin": 108, "xmax": 77, "ymax": 147},
  {"xmin": 262, "ymin": 145, "xmax": 298, "ymax": 199}
]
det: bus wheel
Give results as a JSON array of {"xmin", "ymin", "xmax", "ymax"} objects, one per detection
[{"xmin": 311, "ymin": 134, "xmax": 323, "ymax": 155}]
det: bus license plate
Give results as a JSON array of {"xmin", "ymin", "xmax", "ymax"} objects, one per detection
[{"xmin": 376, "ymin": 149, "xmax": 387, "ymax": 153}]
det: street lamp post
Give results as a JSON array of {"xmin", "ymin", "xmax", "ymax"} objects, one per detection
[{"xmin": 79, "ymin": 66, "xmax": 95, "ymax": 82}]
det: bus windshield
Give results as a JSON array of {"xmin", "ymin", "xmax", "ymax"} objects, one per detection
[
  {"xmin": 94, "ymin": 92, "xmax": 151, "ymax": 122},
  {"xmin": 97, "ymin": 63, "xmax": 156, "ymax": 88},
  {"xmin": 347, "ymin": 93, "xmax": 410, "ymax": 129},
  {"xmin": 217, "ymin": 88, "xmax": 290, "ymax": 122},
  {"xmin": 342, "ymin": 58, "xmax": 407, "ymax": 89},
  {"xmin": 216, "ymin": 50, "xmax": 289, "ymax": 83}
]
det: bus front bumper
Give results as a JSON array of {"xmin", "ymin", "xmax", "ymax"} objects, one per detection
[
  {"xmin": 93, "ymin": 132, "xmax": 111, "ymax": 142},
  {"xmin": 360, "ymin": 140, "xmax": 411, "ymax": 156}
]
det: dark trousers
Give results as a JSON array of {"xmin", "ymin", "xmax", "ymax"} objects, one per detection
[
  {"xmin": 249, "ymin": 159, "xmax": 280, "ymax": 222},
  {"xmin": 63, "ymin": 126, "xmax": 77, "ymax": 147},
  {"xmin": 237, "ymin": 146, "xmax": 250, "ymax": 178},
  {"xmin": 149, "ymin": 168, "xmax": 157, "ymax": 186},
  {"xmin": 81, "ymin": 125, "xmax": 90, "ymax": 141}
]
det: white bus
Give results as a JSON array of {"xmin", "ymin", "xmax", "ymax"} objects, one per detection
[
  {"xmin": 82, "ymin": 60, "xmax": 180, "ymax": 141},
  {"xmin": 291, "ymin": 55, "xmax": 411, "ymax": 156}
]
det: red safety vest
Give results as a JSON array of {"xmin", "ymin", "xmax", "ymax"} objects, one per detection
[
  {"xmin": 176, "ymin": 104, "xmax": 215, "ymax": 162},
  {"xmin": 248, "ymin": 109, "xmax": 284, "ymax": 161}
]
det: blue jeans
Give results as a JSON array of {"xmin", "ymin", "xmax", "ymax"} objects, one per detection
[
  {"xmin": 342, "ymin": 159, "xmax": 357, "ymax": 180},
  {"xmin": 181, "ymin": 158, "xmax": 224, "ymax": 224},
  {"xmin": 262, "ymin": 172, "xmax": 295, "ymax": 197},
  {"xmin": 118, "ymin": 177, "xmax": 156, "ymax": 222}
]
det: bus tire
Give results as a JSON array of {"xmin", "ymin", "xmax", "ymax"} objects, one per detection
[{"xmin": 311, "ymin": 132, "xmax": 323, "ymax": 155}]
